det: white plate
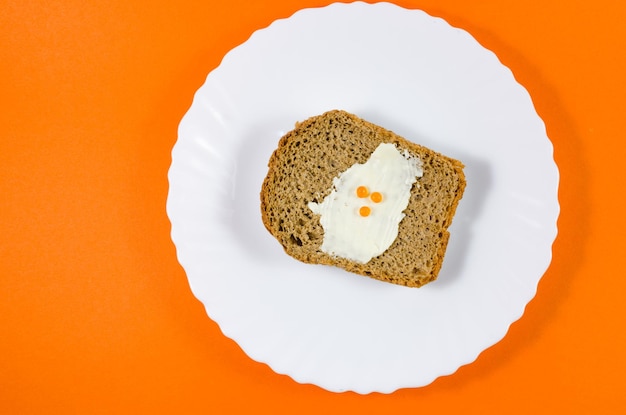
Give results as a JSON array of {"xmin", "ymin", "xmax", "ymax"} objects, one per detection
[{"xmin": 167, "ymin": 2, "xmax": 559, "ymax": 394}]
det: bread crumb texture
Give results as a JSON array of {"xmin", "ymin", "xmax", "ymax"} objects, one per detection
[{"xmin": 260, "ymin": 110, "xmax": 466, "ymax": 287}]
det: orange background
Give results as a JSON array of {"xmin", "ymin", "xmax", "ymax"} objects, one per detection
[{"xmin": 2, "ymin": 0, "xmax": 625, "ymax": 413}]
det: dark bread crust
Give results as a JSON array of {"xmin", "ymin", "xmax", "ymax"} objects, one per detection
[{"xmin": 260, "ymin": 110, "xmax": 465, "ymax": 287}]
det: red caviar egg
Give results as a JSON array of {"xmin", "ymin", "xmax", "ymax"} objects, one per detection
[
  {"xmin": 359, "ymin": 206, "xmax": 371, "ymax": 217},
  {"xmin": 370, "ymin": 191, "xmax": 382, "ymax": 203},
  {"xmin": 356, "ymin": 186, "xmax": 369, "ymax": 198}
]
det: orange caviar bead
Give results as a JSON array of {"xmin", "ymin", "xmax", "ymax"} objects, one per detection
[
  {"xmin": 356, "ymin": 186, "xmax": 369, "ymax": 198},
  {"xmin": 370, "ymin": 191, "xmax": 382, "ymax": 203},
  {"xmin": 359, "ymin": 206, "xmax": 371, "ymax": 217}
]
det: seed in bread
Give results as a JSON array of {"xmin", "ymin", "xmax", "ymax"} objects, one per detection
[{"xmin": 260, "ymin": 110, "xmax": 466, "ymax": 287}]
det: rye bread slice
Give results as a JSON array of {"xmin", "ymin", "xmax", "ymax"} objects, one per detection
[{"xmin": 260, "ymin": 110, "xmax": 466, "ymax": 287}]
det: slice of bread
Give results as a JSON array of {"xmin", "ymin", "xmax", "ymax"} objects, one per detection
[{"xmin": 260, "ymin": 110, "xmax": 466, "ymax": 287}]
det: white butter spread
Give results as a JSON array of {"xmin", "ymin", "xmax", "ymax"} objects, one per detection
[{"xmin": 308, "ymin": 143, "xmax": 423, "ymax": 263}]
